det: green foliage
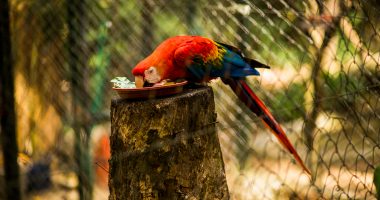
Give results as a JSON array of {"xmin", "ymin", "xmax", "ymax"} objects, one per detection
[
  {"xmin": 88, "ymin": 22, "xmax": 111, "ymax": 114},
  {"xmin": 374, "ymin": 166, "xmax": 380, "ymax": 200},
  {"xmin": 269, "ymin": 83, "xmax": 306, "ymax": 122},
  {"xmin": 336, "ymin": 34, "xmax": 358, "ymax": 62},
  {"xmin": 323, "ymin": 72, "xmax": 364, "ymax": 113},
  {"xmin": 153, "ymin": 11, "xmax": 188, "ymax": 41}
]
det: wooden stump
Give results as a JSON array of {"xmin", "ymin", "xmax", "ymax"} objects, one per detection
[{"xmin": 109, "ymin": 86, "xmax": 229, "ymax": 200}]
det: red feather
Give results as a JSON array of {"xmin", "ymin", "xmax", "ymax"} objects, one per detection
[{"xmin": 132, "ymin": 36, "xmax": 219, "ymax": 81}]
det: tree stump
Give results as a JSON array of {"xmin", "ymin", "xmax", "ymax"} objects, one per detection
[{"xmin": 109, "ymin": 86, "xmax": 229, "ymax": 200}]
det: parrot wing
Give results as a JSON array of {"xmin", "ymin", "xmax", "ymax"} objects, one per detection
[
  {"xmin": 216, "ymin": 42, "xmax": 270, "ymax": 69},
  {"xmin": 173, "ymin": 39, "xmax": 221, "ymax": 80},
  {"xmin": 173, "ymin": 39, "xmax": 263, "ymax": 80}
]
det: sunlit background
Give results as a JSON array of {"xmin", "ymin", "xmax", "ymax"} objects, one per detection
[{"xmin": 1, "ymin": 0, "xmax": 380, "ymax": 199}]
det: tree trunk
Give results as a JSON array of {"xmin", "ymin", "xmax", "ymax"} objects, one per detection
[
  {"xmin": 66, "ymin": 0, "xmax": 93, "ymax": 199},
  {"xmin": 0, "ymin": 0, "xmax": 22, "ymax": 199},
  {"xmin": 109, "ymin": 86, "xmax": 229, "ymax": 200}
]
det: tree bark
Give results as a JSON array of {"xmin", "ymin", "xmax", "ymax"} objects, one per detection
[{"xmin": 109, "ymin": 86, "xmax": 229, "ymax": 200}]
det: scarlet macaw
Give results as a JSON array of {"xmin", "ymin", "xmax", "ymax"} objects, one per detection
[{"xmin": 132, "ymin": 35, "xmax": 311, "ymax": 175}]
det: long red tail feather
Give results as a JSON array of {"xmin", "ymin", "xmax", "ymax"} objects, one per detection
[{"xmin": 226, "ymin": 78, "xmax": 311, "ymax": 175}]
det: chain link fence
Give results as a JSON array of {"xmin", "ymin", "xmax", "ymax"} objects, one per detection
[{"xmin": 2, "ymin": 0, "xmax": 380, "ymax": 199}]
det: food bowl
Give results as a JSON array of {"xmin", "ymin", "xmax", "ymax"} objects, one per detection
[{"xmin": 112, "ymin": 81, "xmax": 188, "ymax": 99}]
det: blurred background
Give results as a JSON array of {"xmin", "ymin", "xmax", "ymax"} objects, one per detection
[{"xmin": 1, "ymin": 0, "xmax": 380, "ymax": 199}]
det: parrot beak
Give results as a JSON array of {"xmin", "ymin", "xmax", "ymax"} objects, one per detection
[{"xmin": 135, "ymin": 76, "xmax": 144, "ymax": 88}]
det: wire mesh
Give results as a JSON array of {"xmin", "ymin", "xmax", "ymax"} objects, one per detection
[{"xmin": 2, "ymin": 0, "xmax": 380, "ymax": 199}]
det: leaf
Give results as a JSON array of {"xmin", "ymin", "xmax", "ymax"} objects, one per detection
[
  {"xmin": 374, "ymin": 166, "xmax": 380, "ymax": 200},
  {"xmin": 110, "ymin": 77, "xmax": 136, "ymax": 88}
]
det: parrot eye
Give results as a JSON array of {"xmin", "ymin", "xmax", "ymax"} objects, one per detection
[
  {"xmin": 147, "ymin": 67, "xmax": 154, "ymax": 74},
  {"xmin": 144, "ymin": 66, "xmax": 161, "ymax": 84}
]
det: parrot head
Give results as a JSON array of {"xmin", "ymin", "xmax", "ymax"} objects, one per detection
[
  {"xmin": 132, "ymin": 36, "xmax": 197, "ymax": 87},
  {"xmin": 132, "ymin": 60, "xmax": 165, "ymax": 88},
  {"xmin": 132, "ymin": 55, "xmax": 188, "ymax": 87}
]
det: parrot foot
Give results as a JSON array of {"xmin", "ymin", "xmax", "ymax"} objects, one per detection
[{"xmin": 153, "ymin": 79, "xmax": 173, "ymax": 87}]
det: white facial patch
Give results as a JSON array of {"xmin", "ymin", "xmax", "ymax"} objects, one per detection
[{"xmin": 144, "ymin": 66, "xmax": 161, "ymax": 83}]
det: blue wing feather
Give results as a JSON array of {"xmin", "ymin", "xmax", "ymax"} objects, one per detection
[
  {"xmin": 211, "ymin": 49, "xmax": 260, "ymax": 78},
  {"xmin": 186, "ymin": 47, "xmax": 260, "ymax": 80}
]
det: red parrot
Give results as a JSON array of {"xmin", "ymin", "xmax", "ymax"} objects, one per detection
[{"xmin": 132, "ymin": 35, "xmax": 311, "ymax": 175}]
